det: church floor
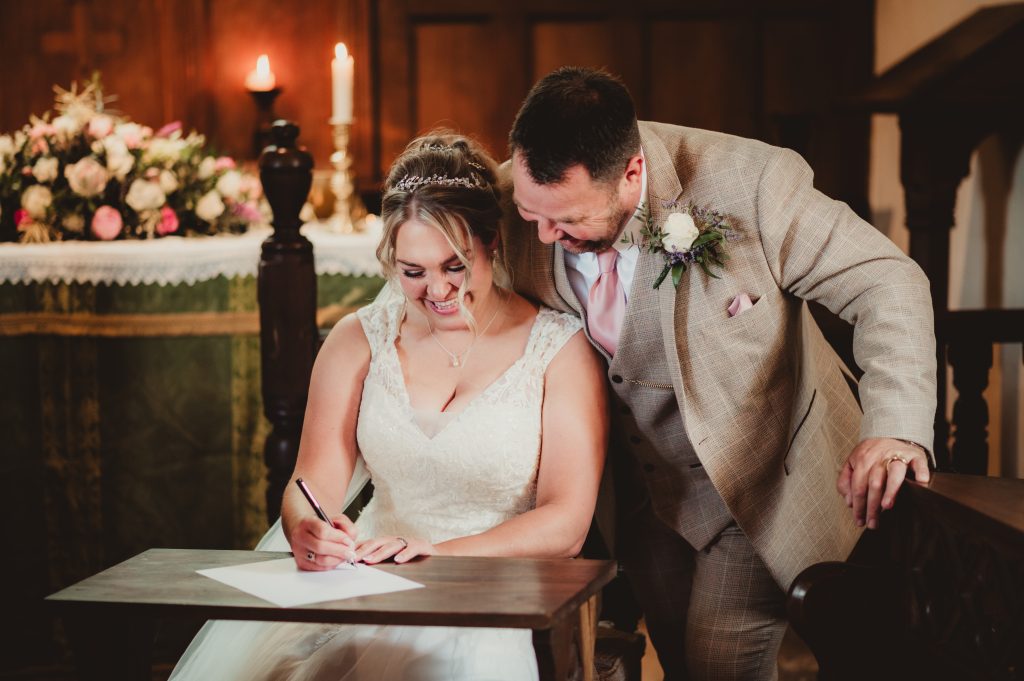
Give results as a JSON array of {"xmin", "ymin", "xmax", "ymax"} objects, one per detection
[{"xmin": 640, "ymin": 623, "xmax": 818, "ymax": 680}]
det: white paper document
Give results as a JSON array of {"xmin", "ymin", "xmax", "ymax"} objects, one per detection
[{"xmin": 198, "ymin": 558, "xmax": 424, "ymax": 607}]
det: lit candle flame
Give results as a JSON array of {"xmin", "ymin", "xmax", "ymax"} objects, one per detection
[
  {"xmin": 256, "ymin": 55, "xmax": 271, "ymax": 77},
  {"xmin": 335, "ymin": 43, "xmax": 348, "ymax": 61},
  {"xmin": 245, "ymin": 54, "xmax": 277, "ymax": 91}
]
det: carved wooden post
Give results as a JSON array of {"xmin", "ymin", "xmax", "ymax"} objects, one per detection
[
  {"xmin": 899, "ymin": 112, "xmax": 976, "ymax": 471},
  {"xmin": 948, "ymin": 340, "xmax": 992, "ymax": 474},
  {"xmin": 258, "ymin": 120, "xmax": 316, "ymax": 522}
]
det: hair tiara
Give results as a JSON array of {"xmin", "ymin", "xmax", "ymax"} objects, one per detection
[
  {"xmin": 392, "ymin": 173, "xmax": 484, "ymax": 193},
  {"xmin": 421, "ymin": 142, "xmax": 486, "ymax": 170}
]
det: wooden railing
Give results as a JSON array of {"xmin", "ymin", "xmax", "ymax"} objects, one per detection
[{"xmin": 788, "ymin": 473, "xmax": 1024, "ymax": 681}]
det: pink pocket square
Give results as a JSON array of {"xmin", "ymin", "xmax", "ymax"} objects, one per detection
[{"xmin": 727, "ymin": 293, "xmax": 754, "ymax": 317}]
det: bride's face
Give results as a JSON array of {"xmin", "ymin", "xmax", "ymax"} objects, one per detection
[{"xmin": 394, "ymin": 218, "xmax": 495, "ymax": 331}]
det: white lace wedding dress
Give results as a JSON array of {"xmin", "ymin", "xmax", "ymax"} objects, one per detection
[{"xmin": 170, "ymin": 287, "xmax": 582, "ymax": 681}]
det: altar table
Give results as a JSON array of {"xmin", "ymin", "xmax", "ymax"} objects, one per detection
[
  {"xmin": 0, "ymin": 227, "xmax": 385, "ymax": 670},
  {"xmin": 46, "ymin": 549, "xmax": 616, "ymax": 681}
]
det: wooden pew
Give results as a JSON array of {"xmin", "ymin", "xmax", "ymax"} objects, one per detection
[{"xmin": 787, "ymin": 473, "xmax": 1024, "ymax": 681}]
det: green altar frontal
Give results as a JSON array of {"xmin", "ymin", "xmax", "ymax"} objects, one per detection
[{"xmin": 0, "ymin": 231, "xmax": 385, "ymax": 667}]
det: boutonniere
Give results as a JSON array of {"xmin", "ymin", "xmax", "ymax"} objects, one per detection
[{"xmin": 624, "ymin": 202, "xmax": 733, "ymax": 289}]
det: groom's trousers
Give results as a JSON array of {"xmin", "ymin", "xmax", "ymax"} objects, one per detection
[{"xmin": 615, "ymin": 456, "xmax": 788, "ymax": 681}]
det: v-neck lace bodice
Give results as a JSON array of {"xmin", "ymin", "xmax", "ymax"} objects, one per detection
[{"xmin": 354, "ymin": 285, "xmax": 582, "ymax": 544}]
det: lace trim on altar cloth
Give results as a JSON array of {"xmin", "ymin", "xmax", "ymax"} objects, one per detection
[{"xmin": 0, "ymin": 224, "xmax": 384, "ymax": 286}]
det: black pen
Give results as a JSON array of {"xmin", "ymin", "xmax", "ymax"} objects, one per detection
[{"xmin": 295, "ymin": 477, "xmax": 356, "ymax": 565}]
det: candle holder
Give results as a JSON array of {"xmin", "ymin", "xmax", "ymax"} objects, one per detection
[
  {"xmin": 327, "ymin": 119, "xmax": 367, "ymax": 233},
  {"xmin": 248, "ymin": 87, "xmax": 282, "ymax": 159}
]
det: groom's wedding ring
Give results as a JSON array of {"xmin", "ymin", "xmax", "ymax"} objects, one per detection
[
  {"xmin": 396, "ymin": 537, "xmax": 409, "ymax": 549},
  {"xmin": 306, "ymin": 550, "xmax": 316, "ymax": 561},
  {"xmin": 885, "ymin": 454, "xmax": 911, "ymax": 470}
]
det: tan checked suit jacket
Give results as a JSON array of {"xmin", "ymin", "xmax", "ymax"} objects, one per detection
[{"xmin": 501, "ymin": 121, "xmax": 937, "ymax": 590}]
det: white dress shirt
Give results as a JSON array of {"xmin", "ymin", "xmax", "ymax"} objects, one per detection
[{"xmin": 564, "ymin": 162, "xmax": 648, "ymax": 309}]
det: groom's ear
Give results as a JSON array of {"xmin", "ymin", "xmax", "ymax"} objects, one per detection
[{"xmin": 623, "ymin": 154, "xmax": 644, "ymax": 184}]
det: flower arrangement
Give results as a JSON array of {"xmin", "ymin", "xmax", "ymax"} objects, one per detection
[
  {"xmin": 0, "ymin": 75, "xmax": 266, "ymax": 243},
  {"xmin": 625, "ymin": 202, "xmax": 733, "ymax": 289}
]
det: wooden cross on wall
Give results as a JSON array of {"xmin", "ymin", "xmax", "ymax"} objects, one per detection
[{"xmin": 40, "ymin": 0, "xmax": 123, "ymax": 78}]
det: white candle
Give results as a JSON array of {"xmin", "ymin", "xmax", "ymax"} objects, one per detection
[
  {"xmin": 331, "ymin": 42, "xmax": 354, "ymax": 123},
  {"xmin": 245, "ymin": 54, "xmax": 276, "ymax": 91}
]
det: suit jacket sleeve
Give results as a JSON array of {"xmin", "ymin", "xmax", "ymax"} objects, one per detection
[{"xmin": 755, "ymin": 147, "xmax": 937, "ymax": 456}]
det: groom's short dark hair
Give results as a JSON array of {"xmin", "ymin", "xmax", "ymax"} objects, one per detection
[{"xmin": 509, "ymin": 66, "xmax": 640, "ymax": 186}]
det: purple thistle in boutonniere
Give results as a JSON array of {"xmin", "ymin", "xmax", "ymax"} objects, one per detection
[{"xmin": 624, "ymin": 201, "xmax": 733, "ymax": 289}]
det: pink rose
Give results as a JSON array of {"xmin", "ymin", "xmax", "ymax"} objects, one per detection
[
  {"xmin": 239, "ymin": 174, "xmax": 263, "ymax": 199},
  {"xmin": 65, "ymin": 157, "xmax": 111, "ymax": 197},
  {"xmin": 230, "ymin": 201, "xmax": 263, "ymax": 223},
  {"xmin": 91, "ymin": 206, "xmax": 123, "ymax": 240},
  {"xmin": 155, "ymin": 121, "xmax": 183, "ymax": 138},
  {"xmin": 14, "ymin": 209, "xmax": 28, "ymax": 227},
  {"xmin": 214, "ymin": 156, "xmax": 236, "ymax": 171},
  {"xmin": 157, "ymin": 206, "xmax": 179, "ymax": 235},
  {"xmin": 31, "ymin": 138, "xmax": 49, "ymax": 155},
  {"xmin": 88, "ymin": 115, "xmax": 114, "ymax": 139},
  {"xmin": 29, "ymin": 122, "xmax": 55, "ymax": 139}
]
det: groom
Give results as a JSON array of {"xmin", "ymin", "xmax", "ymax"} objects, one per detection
[{"xmin": 500, "ymin": 67, "xmax": 937, "ymax": 680}]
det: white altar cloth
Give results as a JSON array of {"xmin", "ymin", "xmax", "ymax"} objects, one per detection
[{"xmin": 0, "ymin": 222, "xmax": 383, "ymax": 287}]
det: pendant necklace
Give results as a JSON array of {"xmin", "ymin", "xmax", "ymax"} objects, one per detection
[{"xmin": 428, "ymin": 293, "xmax": 505, "ymax": 368}]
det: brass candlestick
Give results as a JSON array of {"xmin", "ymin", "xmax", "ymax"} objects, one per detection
[{"xmin": 327, "ymin": 120, "xmax": 367, "ymax": 233}]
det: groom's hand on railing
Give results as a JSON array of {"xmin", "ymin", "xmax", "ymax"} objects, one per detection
[
  {"xmin": 836, "ymin": 437, "xmax": 931, "ymax": 531},
  {"xmin": 357, "ymin": 536, "xmax": 438, "ymax": 564}
]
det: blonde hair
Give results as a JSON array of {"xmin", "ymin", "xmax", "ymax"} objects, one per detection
[{"xmin": 377, "ymin": 131, "xmax": 502, "ymax": 331}]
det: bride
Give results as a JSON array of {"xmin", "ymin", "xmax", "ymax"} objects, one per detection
[{"xmin": 169, "ymin": 132, "xmax": 607, "ymax": 681}]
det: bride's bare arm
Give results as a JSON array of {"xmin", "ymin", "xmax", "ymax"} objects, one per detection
[
  {"xmin": 281, "ymin": 313, "xmax": 370, "ymax": 570},
  {"xmin": 361, "ymin": 329, "xmax": 607, "ymax": 562}
]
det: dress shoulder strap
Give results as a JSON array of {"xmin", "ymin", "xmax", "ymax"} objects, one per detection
[
  {"xmin": 523, "ymin": 307, "xmax": 584, "ymax": 372},
  {"xmin": 356, "ymin": 283, "xmax": 404, "ymax": 358}
]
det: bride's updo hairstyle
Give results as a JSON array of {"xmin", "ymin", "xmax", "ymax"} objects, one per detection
[{"xmin": 378, "ymin": 131, "xmax": 502, "ymax": 330}]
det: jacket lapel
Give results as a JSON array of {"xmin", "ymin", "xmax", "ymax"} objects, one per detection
[
  {"xmin": 640, "ymin": 126, "xmax": 689, "ymax": 409},
  {"xmin": 552, "ymin": 244, "xmax": 584, "ymax": 315}
]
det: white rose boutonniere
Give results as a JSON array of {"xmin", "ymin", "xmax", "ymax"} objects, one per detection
[
  {"xmin": 661, "ymin": 212, "xmax": 700, "ymax": 253},
  {"xmin": 625, "ymin": 201, "xmax": 734, "ymax": 289}
]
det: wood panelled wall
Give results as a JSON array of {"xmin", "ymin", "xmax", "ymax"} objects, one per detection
[
  {"xmin": 1, "ymin": 0, "xmax": 873, "ymax": 212},
  {"xmin": 377, "ymin": 0, "xmax": 874, "ymax": 213}
]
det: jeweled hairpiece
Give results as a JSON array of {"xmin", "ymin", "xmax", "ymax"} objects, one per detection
[
  {"xmin": 392, "ymin": 173, "xmax": 483, "ymax": 192},
  {"xmin": 421, "ymin": 142, "xmax": 486, "ymax": 171}
]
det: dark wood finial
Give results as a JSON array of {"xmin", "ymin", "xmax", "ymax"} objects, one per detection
[{"xmin": 257, "ymin": 120, "xmax": 317, "ymax": 522}]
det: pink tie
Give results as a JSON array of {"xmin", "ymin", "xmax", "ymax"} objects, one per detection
[{"xmin": 587, "ymin": 249, "xmax": 626, "ymax": 355}]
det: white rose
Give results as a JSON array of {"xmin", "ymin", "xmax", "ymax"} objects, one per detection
[
  {"xmin": 0, "ymin": 134, "xmax": 14, "ymax": 157},
  {"xmin": 21, "ymin": 184, "xmax": 53, "ymax": 219},
  {"xmin": 195, "ymin": 190, "xmax": 225, "ymax": 222},
  {"xmin": 115, "ymin": 122, "xmax": 150, "ymax": 149},
  {"xmin": 215, "ymin": 170, "xmax": 242, "ymax": 200},
  {"xmin": 198, "ymin": 156, "xmax": 216, "ymax": 180},
  {"xmin": 62, "ymin": 213, "xmax": 86, "ymax": 233},
  {"xmin": 103, "ymin": 137, "xmax": 134, "ymax": 180},
  {"xmin": 52, "ymin": 114, "xmax": 81, "ymax": 138},
  {"xmin": 145, "ymin": 137, "xmax": 186, "ymax": 163},
  {"xmin": 65, "ymin": 157, "xmax": 111, "ymax": 197},
  {"xmin": 32, "ymin": 157, "xmax": 59, "ymax": 183},
  {"xmin": 158, "ymin": 169, "xmax": 178, "ymax": 194},
  {"xmin": 87, "ymin": 114, "xmax": 115, "ymax": 139},
  {"xmin": 661, "ymin": 212, "xmax": 700, "ymax": 253},
  {"xmin": 125, "ymin": 179, "xmax": 167, "ymax": 212}
]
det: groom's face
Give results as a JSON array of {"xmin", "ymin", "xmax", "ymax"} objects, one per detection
[{"xmin": 511, "ymin": 153, "xmax": 634, "ymax": 255}]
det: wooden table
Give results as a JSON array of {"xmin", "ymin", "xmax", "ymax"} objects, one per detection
[{"xmin": 46, "ymin": 548, "xmax": 616, "ymax": 681}]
